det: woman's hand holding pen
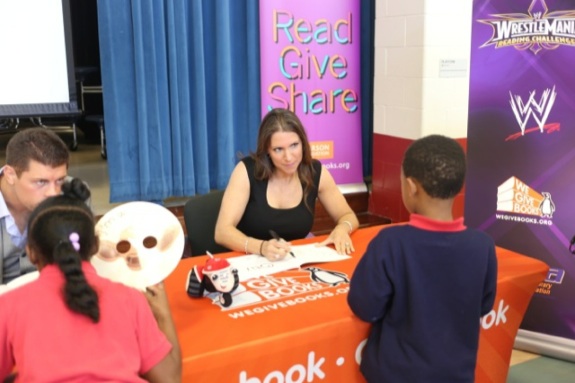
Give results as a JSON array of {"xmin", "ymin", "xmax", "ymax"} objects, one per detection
[
  {"xmin": 261, "ymin": 237, "xmax": 292, "ymax": 261},
  {"xmin": 317, "ymin": 224, "xmax": 354, "ymax": 255}
]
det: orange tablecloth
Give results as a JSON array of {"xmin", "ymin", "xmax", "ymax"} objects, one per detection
[{"xmin": 164, "ymin": 225, "xmax": 549, "ymax": 383}]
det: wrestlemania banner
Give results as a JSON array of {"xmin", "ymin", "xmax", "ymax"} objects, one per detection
[
  {"xmin": 259, "ymin": 0, "xmax": 364, "ymax": 187},
  {"xmin": 465, "ymin": 0, "xmax": 575, "ymax": 360}
]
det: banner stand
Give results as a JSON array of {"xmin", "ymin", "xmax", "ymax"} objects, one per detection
[
  {"xmin": 259, "ymin": 0, "xmax": 364, "ymax": 186},
  {"xmin": 514, "ymin": 330, "xmax": 575, "ymax": 362},
  {"xmin": 466, "ymin": 0, "xmax": 575, "ymax": 361}
]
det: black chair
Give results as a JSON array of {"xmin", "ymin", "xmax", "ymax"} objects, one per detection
[{"xmin": 183, "ymin": 190, "xmax": 229, "ymax": 256}]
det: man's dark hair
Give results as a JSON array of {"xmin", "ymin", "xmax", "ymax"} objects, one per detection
[
  {"xmin": 6, "ymin": 128, "xmax": 69, "ymax": 175},
  {"xmin": 402, "ymin": 134, "xmax": 466, "ymax": 199}
]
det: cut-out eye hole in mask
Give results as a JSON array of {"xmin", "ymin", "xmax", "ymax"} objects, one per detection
[{"xmin": 97, "ymin": 228, "xmax": 180, "ymax": 271}]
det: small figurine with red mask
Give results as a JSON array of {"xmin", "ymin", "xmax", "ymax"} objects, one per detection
[{"xmin": 186, "ymin": 252, "xmax": 239, "ymax": 307}]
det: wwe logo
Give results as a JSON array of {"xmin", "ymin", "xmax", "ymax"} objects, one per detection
[{"xmin": 509, "ymin": 86, "xmax": 557, "ymax": 135}]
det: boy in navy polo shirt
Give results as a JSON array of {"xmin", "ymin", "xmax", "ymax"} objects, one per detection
[{"xmin": 348, "ymin": 134, "xmax": 497, "ymax": 382}]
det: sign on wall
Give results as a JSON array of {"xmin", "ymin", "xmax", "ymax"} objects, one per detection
[
  {"xmin": 466, "ymin": 0, "xmax": 575, "ymax": 360},
  {"xmin": 259, "ymin": 0, "xmax": 364, "ymax": 187}
]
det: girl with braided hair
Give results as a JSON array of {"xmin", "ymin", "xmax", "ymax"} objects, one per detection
[{"xmin": 0, "ymin": 178, "xmax": 181, "ymax": 383}]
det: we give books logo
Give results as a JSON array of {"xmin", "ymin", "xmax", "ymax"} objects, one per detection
[{"xmin": 496, "ymin": 176, "xmax": 555, "ymax": 218}]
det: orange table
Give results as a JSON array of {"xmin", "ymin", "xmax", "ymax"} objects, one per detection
[{"xmin": 164, "ymin": 225, "xmax": 549, "ymax": 383}]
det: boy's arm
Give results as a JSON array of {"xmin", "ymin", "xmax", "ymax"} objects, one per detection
[
  {"xmin": 347, "ymin": 238, "xmax": 392, "ymax": 322},
  {"xmin": 481, "ymin": 243, "xmax": 498, "ymax": 316}
]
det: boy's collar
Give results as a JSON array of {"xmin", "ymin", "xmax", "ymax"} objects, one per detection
[{"xmin": 409, "ymin": 214, "xmax": 466, "ymax": 232}]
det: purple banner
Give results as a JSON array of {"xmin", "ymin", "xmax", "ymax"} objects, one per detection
[
  {"xmin": 259, "ymin": 0, "xmax": 363, "ymax": 186},
  {"xmin": 466, "ymin": 0, "xmax": 575, "ymax": 348}
]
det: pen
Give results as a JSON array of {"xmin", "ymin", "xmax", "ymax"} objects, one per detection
[{"xmin": 268, "ymin": 230, "xmax": 295, "ymax": 258}]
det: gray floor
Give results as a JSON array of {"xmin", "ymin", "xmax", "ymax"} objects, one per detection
[{"xmin": 508, "ymin": 354, "xmax": 575, "ymax": 382}]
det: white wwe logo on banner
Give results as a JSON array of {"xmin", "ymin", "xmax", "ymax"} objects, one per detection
[{"xmin": 509, "ymin": 86, "xmax": 557, "ymax": 135}]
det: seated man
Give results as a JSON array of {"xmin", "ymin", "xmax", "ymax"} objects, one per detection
[{"xmin": 0, "ymin": 128, "xmax": 69, "ymax": 285}]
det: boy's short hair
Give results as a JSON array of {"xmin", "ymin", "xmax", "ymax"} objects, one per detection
[
  {"xmin": 402, "ymin": 134, "xmax": 466, "ymax": 199},
  {"xmin": 6, "ymin": 128, "xmax": 69, "ymax": 175}
]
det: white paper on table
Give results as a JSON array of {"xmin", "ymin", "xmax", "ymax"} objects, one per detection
[{"xmin": 227, "ymin": 243, "xmax": 350, "ymax": 282}]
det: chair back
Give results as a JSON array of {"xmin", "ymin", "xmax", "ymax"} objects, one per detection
[{"xmin": 183, "ymin": 190, "xmax": 229, "ymax": 256}]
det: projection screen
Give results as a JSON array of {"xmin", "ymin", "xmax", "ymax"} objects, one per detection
[{"xmin": 0, "ymin": 0, "xmax": 77, "ymax": 118}]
